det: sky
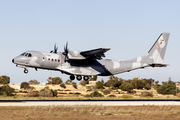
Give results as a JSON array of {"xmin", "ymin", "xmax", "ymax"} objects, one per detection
[{"xmin": 0, "ymin": 0, "xmax": 180, "ymax": 84}]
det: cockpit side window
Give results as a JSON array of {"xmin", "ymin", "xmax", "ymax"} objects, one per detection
[{"xmin": 28, "ymin": 53, "xmax": 32, "ymax": 57}]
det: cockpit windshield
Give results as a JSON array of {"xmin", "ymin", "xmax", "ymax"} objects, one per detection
[
  {"xmin": 20, "ymin": 52, "xmax": 32, "ymax": 57},
  {"xmin": 20, "ymin": 52, "xmax": 26, "ymax": 56}
]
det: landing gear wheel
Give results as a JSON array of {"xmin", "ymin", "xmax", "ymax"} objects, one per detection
[
  {"xmin": 24, "ymin": 69, "xmax": 28, "ymax": 74},
  {"xmin": 76, "ymin": 75, "xmax": 82, "ymax": 81},
  {"xmin": 70, "ymin": 75, "xmax": 75, "ymax": 80},
  {"xmin": 83, "ymin": 76, "xmax": 89, "ymax": 81}
]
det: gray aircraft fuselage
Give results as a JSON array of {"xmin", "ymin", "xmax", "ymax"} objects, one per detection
[{"xmin": 12, "ymin": 32, "xmax": 170, "ymax": 81}]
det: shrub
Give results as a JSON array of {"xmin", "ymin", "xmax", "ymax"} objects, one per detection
[
  {"xmin": 47, "ymin": 77, "xmax": 63, "ymax": 85},
  {"xmin": 0, "ymin": 75, "xmax": 10, "ymax": 84},
  {"xmin": 90, "ymin": 91, "xmax": 104, "ymax": 97},
  {"xmin": 0, "ymin": 85, "xmax": 15, "ymax": 96},
  {"xmin": 86, "ymin": 86, "xmax": 91, "ymax": 90},
  {"xmin": 40, "ymin": 86, "xmax": 50, "ymax": 91},
  {"xmin": 95, "ymin": 81, "xmax": 104, "ymax": 89},
  {"xmin": 74, "ymin": 92, "xmax": 81, "ymax": 95},
  {"xmin": 73, "ymin": 84, "xmax": 77, "ymax": 89},
  {"xmin": 23, "ymin": 91, "xmax": 28, "ymax": 93},
  {"xmin": 40, "ymin": 91, "xmax": 53, "ymax": 97},
  {"xmin": 141, "ymin": 92, "xmax": 153, "ymax": 97},
  {"xmin": 58, "ymin": 92, "xmax": 67, "ymax": 94},
  {"xmin": 27, "ymin": 91, "xmax": 39, "ymax": 97},
  {"xmin": 21, "ymin": 82, "xmax": 31, "ymax": 89},
  {"xmin": 103, "ymin": 89, "xmax": 111, "ymax": 95},
  {"xmin": 60, "ymin": 83, "xmax": 66, "ymax": 89},
  {"xmin": 108, "ymin": 94, "xmax": 116, "ymax": 97},
  {"xmin": 119, "ymin": 83, "xmax": 133, "ymax": 93},
  {"xmin": 122, "ymin": 95, "xmax": 133, "ymax": 99},
  {"xmin": 157, "ymin": 84, "xmax": 176, "ymax": 95},
  {"xmin": 51, "ymin": 89, "xmax": 58, "ymax": 97}
]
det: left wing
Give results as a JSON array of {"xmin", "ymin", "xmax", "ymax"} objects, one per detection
[
  {"xmin": 68, "ymin": 48, "xmax": 110, "ymax": 60},
  {"xmin": 80, "ymin": 48, "xmax": 110, "ymax": 60}
]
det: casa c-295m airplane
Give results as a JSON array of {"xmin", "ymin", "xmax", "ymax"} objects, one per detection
[{"xmin": 12, "ymin": 32, "xmax": 170, "ymax": 81}]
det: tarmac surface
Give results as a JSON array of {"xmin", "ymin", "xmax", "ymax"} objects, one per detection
[{"xmin": 0, "ymin": 100, "xmax": 180, "ymax": 106}]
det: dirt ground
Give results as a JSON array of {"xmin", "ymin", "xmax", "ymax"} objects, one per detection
[{"xmin": 0, "ymin": 105, "xmax": 180, "ymax": 120}]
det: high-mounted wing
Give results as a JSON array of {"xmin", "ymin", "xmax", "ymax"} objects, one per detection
[{"xmin": 80, "ymin": 48, "xmax": 110, "ymax": 60}]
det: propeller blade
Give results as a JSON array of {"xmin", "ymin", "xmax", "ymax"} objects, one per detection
[
  {"xmin": 62, "ymin": 42, "xmax": 69, "ymax": 62},
  {"xmin": 54, "ymin": 43, "xmax": 58, "ymax": 53}
]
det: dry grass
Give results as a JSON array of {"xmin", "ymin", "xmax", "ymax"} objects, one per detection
[
  {"xmin": 0, "ymin": 105, "xmax": 180, "ymax": 120},
  {"xmin": 0, "ymin": 95, "xmax": 180, "ymax": 100}
]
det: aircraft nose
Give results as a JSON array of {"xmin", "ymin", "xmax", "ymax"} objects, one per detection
[{"xmin": 12, "ymin": 59, "xmax": 14, "ymax": 63}]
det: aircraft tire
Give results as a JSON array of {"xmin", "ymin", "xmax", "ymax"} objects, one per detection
[
  {"xmin": 70, "ymin": 75, "xmax": 75, "ymax": 80},
  {"xmin": 77, "ymin": 75, "xmax": 82, "ymax": 81},
  {"xmin": 84, "ymin": 76, "xmax": 89, "ymax": 81},
  {"xmin": 24, "ymin": 69, "xmax": 28, "ymax": 74}
]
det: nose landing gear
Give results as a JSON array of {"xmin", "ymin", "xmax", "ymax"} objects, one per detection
[{"xmin": 24, "ymin": 69, "xmax": 28, "ymax": 74}]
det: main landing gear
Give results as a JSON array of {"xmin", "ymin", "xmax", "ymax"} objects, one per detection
[{"xmin": 69, "ymin": 75, "xmax": 89, "ymax": 81}]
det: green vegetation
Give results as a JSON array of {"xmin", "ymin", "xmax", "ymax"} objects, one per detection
[
  {"xmin": 119, "ymin": 82, "xmax": 133, "ymax": 93},
  {"xmin": 107, "ymin": 94, "xmax": 116, "ymax": 97},
  {"xmin": 28, "ymin": 79, "xmax": 40, "ymax": 85},
  {"xmin": 103, "ymin": 89, "xmax": 110, "ymax": 95},
  {"xmin": 0, "ymin": 85, "xmax": 15, "ymax": 96},
  {"xmin": 90, "ymin": 75, "xmax": 98, "ymax": 81},
  {"xmin": 85, "ymin": 91, "xmax": 104, "ymax": 97},
  {"xmin": 60, "ymin": 83, "xmax": 66, "ymax": 88},
  {"xmin": 20, "ymin": 82, "xmax": 31, "ymax": 89},
  {"xmin": 95, "ymin": 81, "xmax": 104, "ymax": 89},
  {"xmin": 0, "ymin": 75, "xmax": 10, "ymax": 84},
  {"xmin": 65, "ymin": 79, "xmax": 73, "ymax": 85},
  {"xmin": 156, "ymin": 80, "xmax": 179, "ymax": 95},
  {"xmin": 47, "ymin": 77, "xmax": 63, "ymax": 85},
  {"xmin": 27, "ymin": 90, "xmax": 39, "ymax": 97},
  {"xmin": 122, "ymin": 95, "xmax": 133, "ymax": 99},
  {"xmin": 1, "ymin": 74, "xmax": 180, "ymax": 99},
  {"xmin": 72, "ymin": 82, "xmax": 77, "ymax": 89}
]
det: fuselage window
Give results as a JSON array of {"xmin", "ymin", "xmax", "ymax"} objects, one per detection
[
  {"xmin": 52, "ymin": 59, "xmax": 53, "ymax": 61},
  {"xmin": 55, "ymin": 59, "xmax": 57, "ymax": 62},
  {"xmin": 58, "ymin": 60, "xmax": 60, "ymax": 62},
  {"xmin": 48, "ymin": 58, "xmax": 50, "ymax": 61}
]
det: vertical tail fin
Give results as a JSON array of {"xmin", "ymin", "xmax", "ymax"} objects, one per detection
[
  {"xmin": 127, "ymin": 32, "xmax": 170, "ymax": 67},
  {"xmin": 146, "ymin": 32, "xmax": 170, "ymax": 64}
]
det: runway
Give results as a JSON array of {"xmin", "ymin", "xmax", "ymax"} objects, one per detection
[{"xmin": 0, "ymin": 100, "xmax": 180, "ymax": 106}]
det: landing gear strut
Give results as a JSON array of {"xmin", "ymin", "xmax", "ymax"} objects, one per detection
[{"xmin": 24, "ymin": 69, "xmax": 28, "ymax": 74}]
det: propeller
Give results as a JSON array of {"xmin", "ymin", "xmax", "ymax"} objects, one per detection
[
  {"xmin": 62, "ymin": 42, "xmax": 69, "ymax": 62},
  {"xmin": 50, "ymin": 43, "xmax": 58, "ymax": 53}
]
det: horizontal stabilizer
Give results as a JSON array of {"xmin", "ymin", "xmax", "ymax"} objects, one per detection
[{"xmin": 148, "ymin": 63, "xmax": 168, "ymax": 67}]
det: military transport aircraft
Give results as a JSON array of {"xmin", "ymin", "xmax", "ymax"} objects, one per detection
[{"xmin": 12, "ymin": 32, "xmax": 170, "ymax": 81}]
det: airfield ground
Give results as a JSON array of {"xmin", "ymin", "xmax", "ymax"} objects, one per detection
[{"xmin": 0, "ymin": 105, "xmax": 180, "ymax": 120}]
